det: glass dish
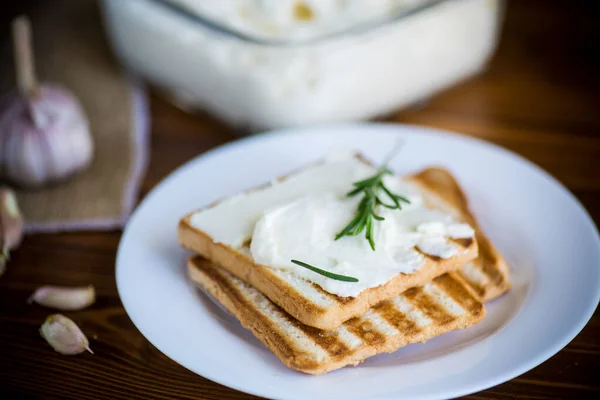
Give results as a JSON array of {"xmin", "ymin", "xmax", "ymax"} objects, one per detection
[{"xmin": 102, "ymin": 0, "xmax": 504, "ymax": 131}]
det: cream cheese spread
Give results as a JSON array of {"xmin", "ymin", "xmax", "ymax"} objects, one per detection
[{"xmin": 190, "ymin": 154, "xmax": 474, "ymax": 297}]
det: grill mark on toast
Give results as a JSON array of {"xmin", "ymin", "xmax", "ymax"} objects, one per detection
[
  {"xmin": 403, "ymin": 287, "xmax": 455, "ymax": 325},
  {"xmin": 363, "ymin": 311, "xmax": 400, "ymax": 337},
  {"xmin": 411, "ymin": 169, "xmax": 510, "ymax": 302},
  {"xmin": 391, "ymin": 296, "xmax": 432, "ymax": 327},
  {"xmin": 458, "ymin": 271, "xmax": 485, "ymax": 297},
  {"xmin": 434, "ymin": 274, "xmax": 481, "ymax": 314},
  {"xmin": 288, "ymin": 321, "xmax": 351, "ymax": 358},
  {"xmin": 472, "ymin": 231, "xmax": 507, "ymax": 292},
  {"xmin": 458, "ymin": 262, "xmax": 487, "ymax": 298},
  {"xmin": 472, "ymin": 234, "xmax": 510, "ymax": 301},
  {"xmin": 335, "ymin": 326, "xmax": 363, "ymax": 350},
  {"xmin": 194, "ymin": 261, "xmax": 300, "ymax": 362},
  {"xmin": 373, "ymin": 301, "xmax": 421, "ymax": 337},
  {"xmin": 423, "ymin": 284, "xmax": 465, "ymax": 316},
  {"xmin": 190, "ymin": 259, "xmax": 487, "ymax": 374},
  {"xmin": 345, "ymin": 316, "xmax": 387, "ymax": 346},
  {"xmin": 198, "ymin": 260, "xmax": 350, "ymax": 360},
  {"xmin": 481, "ymin": 259, "xmax": 505, "ymax": 288}
]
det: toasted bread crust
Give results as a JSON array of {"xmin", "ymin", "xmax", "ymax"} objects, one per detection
[
  {"xmin": 179, "ymin": 215, "xmax": 477, "ymax": 330},
  {"xmin": 188, "ymin": 258, "xmax": 485, "ymax": 375},
  {"xmin": 178, "ymin": 161, "xmax": 510, "ymax": 329},
  {"xmin": 410, "ymin": 168, "xmax": 511, "ymax": 301}
]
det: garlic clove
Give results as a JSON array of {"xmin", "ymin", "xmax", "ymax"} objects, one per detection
[
  {"xmin": 29, "ymin": 285, "xmax": 96, "ymax": 311},
  {"xmin": 40, "ymin": 314, "xmax": 93, "ymax": 355},
  {"xmin": 0, "ymin": 187, "xmax": 24, "ymax": 276},
  {"xmin": 0, "ymin": 187, "xmax": 24, "ymax": 249},
  {"xmin": 0, "ymin": 16, "xmax": 94, "ymax": 188}
]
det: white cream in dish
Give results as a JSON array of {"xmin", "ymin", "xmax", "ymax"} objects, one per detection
[
  {"xmin": 102, "ymin": 0, "xmax": 503, "ymax": 130},
  {"xmin": 166, "ymin": 0, "xmax": 426, "ymax": 40},
  {"xmin": 190, "ymin": 154, "xmax": 474, "ymax": 297}
]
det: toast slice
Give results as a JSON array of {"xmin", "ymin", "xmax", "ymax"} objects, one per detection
[
  {"xmin": 411, "ymin": 168, "xmax": 511, "ymax": 301},
  {"xmin": 179, "ymin": 158, "xmax": 479, "ymax": 330},
  {"xmin": 188, "ymin": 257, "xmax": 485, "ymax": 375}
]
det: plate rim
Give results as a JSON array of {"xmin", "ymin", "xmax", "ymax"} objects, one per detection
[{"xmin": 116, "ymin": 122, "xmax": 600, "ymax": 400}]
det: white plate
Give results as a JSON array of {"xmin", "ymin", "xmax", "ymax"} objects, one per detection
[{"xmin": 116, "ymin": 124, "xmax": 600, "ymax": 400}]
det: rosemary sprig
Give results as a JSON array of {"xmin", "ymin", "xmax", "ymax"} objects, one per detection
[
  {"xmin": 291, "ymin": 260, "xmax": 359, "ymax": 282},
  {"xmin": 335, "ymin": 162, "xmax": 410, "ymax": 251}
]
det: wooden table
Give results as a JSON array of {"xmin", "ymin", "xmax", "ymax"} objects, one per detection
[{"xmin": 1, "ymin": 1, "xmax": 598, "ymax": 399}]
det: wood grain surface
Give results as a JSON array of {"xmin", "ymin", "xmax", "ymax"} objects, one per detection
[{"xmin": 1, "ymin": 0, "xmax": 599, "ymax": 399}]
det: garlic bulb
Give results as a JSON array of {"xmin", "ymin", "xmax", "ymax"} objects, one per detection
[
  {"xmin": 0, "ymin": 187, "xmax": 24, "ymax": 276},
  {"xmin": 0, "ymin": 16, "xmax": 93, "ymax": 188},
  {"xmin": 0, "ymin": 87, "xmax": 94, "ymax": 187}
]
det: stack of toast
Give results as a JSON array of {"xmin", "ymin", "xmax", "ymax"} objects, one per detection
[{"xmin": 179, "ymin": 159, "xmax": 510, "ymax": 374}]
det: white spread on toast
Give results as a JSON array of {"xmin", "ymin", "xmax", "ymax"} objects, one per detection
[{"xmin": 190, "ymin": 153, "xmax": 474, "ymax": 297}]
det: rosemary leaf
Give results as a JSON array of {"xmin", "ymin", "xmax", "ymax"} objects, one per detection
[
  {"xmin": 291, "ymin": 260, "xmax": 359, "ymax": 282},
  {"xmin": 347, "ymin": 186, "xmax": 363, "ymax": 197},
  {"xmin": 335, "ymin": 150, "xmax": 410, "ymax": 250},
  {"xmin": 366, "ymin": 217, "xmax": 375, "ymax": 250}
]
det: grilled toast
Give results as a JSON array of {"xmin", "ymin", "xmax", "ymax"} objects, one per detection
[
  {"xmin": 411, "ymin": 168, "xmax": 511, "ymax": 301},
  {"xmin": 188, "ymin": 257, "xmax": 485, "ymax": 375},
  {"xmin": 179, "ymin": 157, "xmax": 479, "ymax": 330}
]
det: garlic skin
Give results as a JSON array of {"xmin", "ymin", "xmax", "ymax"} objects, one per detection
[
  {"xmin": 40, "ymin": 314, "xmax": 93, "ymax": 355},
  {"xmin": 29, "ymin": 285, "xmax": 96, "ymax": 311},
  {"xmin": 0, "ymin": 187, "xmax": 24, "ymax": 276},
  {"xmin": 0, "ymin": 85, "xmax": 94, "ymax": 188}
]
